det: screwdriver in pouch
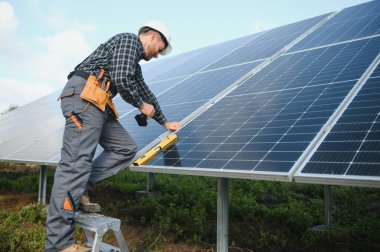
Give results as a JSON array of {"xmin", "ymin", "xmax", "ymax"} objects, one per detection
[{"xmin": 101, "ymin": 77, "xmax": 107, "ymax": 90}]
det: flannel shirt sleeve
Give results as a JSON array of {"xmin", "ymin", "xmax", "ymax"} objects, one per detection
[
  {"xmin": 135, "ymin": 64, "xmax": 167, "ymax": 125},
  {"xmin": 110, "ymin": 34, "xmax": 144, "ymax": 108}
]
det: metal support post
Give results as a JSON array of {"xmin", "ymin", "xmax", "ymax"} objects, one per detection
[
  {"xmin": 324, "ymin": 185, "xmax": 332, "ymax": 229},
  {"xmin": 147, "ymin": 172, "xmax": 154, "ymax": 192},
  {"xmin": 217, "ymin": 177, "xmax": 228, "ymax": 252},
  {"xmin": 38, "ymin": 165, "xmax": 48, "ymax": 205}
]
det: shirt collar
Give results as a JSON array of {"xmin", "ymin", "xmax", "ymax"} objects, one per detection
[{"xmin": 137, "ymin": 36, "xmax": 145, "ymax": 60}]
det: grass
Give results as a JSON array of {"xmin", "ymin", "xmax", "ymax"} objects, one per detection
[{"xmin": 0, "ymin": 164, "xmax": 379, "ymax": 251}]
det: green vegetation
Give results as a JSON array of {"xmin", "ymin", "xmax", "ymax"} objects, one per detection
[
  {"xmin": 0, "ymin": 166, "xmax": 379, "ymax": 251},
  {"xmin": 0, "ymin": 203, "xmax": 47, "ymax": 251}
]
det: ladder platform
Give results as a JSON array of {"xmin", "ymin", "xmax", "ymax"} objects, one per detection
[{"xmin": 75, "ymin": 212, "xmax": 129, "ymax": 252}]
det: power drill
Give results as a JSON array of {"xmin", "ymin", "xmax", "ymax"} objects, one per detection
[{"xmin": 135, "ymin": 113, "xmax": 147, "ymax": 126}]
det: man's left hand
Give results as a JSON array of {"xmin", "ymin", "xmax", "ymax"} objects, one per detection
[{"xmin": 164, "ymin": 121, "xmax": 181, "ymax": 132}]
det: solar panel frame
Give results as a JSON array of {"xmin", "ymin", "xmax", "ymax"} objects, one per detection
[
  {"xmin": 4, "ymin": 8, "xmax": 327, "ymax": 165},
  {"xmin": 294, "ymin": 52, "xmax": 380, "ymax": 188},
  {"xmin": 289, "ymin": 0, "xmax": 380, "ymax": 52},
  {"xmin": 131, "ymin": 36, "xmax": 380, "ymax": 182},
  {"xmin": 2, "ymin": 1, "xmax": 378, "ymax": 191},
  {"xmin": 0, "ymin": 61, "xmax": 263, "ymax": 164}
]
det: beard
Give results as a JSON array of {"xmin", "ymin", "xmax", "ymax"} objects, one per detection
[{"xmin": 143, "ymin": 53, "xmax": 151, "ymax": 61}]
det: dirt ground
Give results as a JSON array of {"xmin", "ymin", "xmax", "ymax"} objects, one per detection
[
  {"xmin": 0, "ymin": 192, "xmax": 256, "ymax": 251},
  {"xmin": 0, "ymin": 164, "xmax": 252, "ymax": 251},
  {"xmin": 0, "ymin": 191, "xmax": 220, "ymax": 252},
  {"xmin": 0, "ymin": 191, "xmax": 38, "ymax": 212}
]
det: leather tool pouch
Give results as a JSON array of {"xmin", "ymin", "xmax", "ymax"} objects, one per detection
[
  {"xmin": 80, "ymin": 75, "xmax": 107, "ymax": 111},
  {"xmin": 80, "ymin": 75, "xmax": 119, "ymax": 119}
]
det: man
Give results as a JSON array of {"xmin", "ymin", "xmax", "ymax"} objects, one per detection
[{"xmin": 46, "ymin": 20, "xmax": 180, "ymax": 252}]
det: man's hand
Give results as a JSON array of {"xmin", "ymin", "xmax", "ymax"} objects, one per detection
[
  {"xmin": 139, "ymin": 102, "xmax": 155, "ymax": 119},
  {"xmin": 164, "ymin": 121, "xmax": 181, "ymax": 132}
]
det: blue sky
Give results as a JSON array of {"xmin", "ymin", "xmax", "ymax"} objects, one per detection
[{"xmin": 0, "ymin": 0, "xmax": 371, "ymax": 112}]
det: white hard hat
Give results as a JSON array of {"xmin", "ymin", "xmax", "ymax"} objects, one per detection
[{"xmin": 140, "ymin": 20, "xmax": 172, "ymax": 55}]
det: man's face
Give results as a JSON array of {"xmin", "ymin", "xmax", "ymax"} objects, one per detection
[{"xmin": 143, "ymin": 32, "xmax": 166, "ymax": 61}]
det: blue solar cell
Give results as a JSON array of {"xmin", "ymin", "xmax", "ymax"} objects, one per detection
[
  {"xmin": 113, "ymin": 77, "xmax": 187, "ymax": 116},
  {"xmin": 301, "ymin": 162, "xmax": 348, "ymax": 175},
  {"xmin": 0, "ymin": 90, "xmax": 61, "ymax": 141},
  {"xmin": 204, "ymin": 14, "xmax": 330, "ymax": 70},
  {"xmin": 372, "ymin": 64, "xmax": 380, "ymax": 77},
  {"xmin": 148, "ymin": 37, "xmax": 380, "ymax": 178},
  {"xmin": 254, "ymin": 161, "xmax": 294, "ymax": 172},
  {"xmin": 150, "ymin": 34, "xmax": 259, "ymax": 81},
  {"xmin": 117, "ymin": 62, "xmax": 260, "ymax": 151},
  {"xmin": 310, "ymin": 151, "xmax": 356, "ymax": 163},
  {"xmin": 141, "ymin": 49, "xmax": 204, "ymax": 82},
  {"xmin": 6, "ymin": 128, "xmax": 64, "ymax": 163},
  {"xmin": 300, "ymin": 73, "xmax": 380, "ymax": 179},
  {"xmin": 290, "ymin": 1, "xmax": 380, "ymax": 52},
  {"xmin": 2, "ymin": 0, "xmax": 379, "ymax": 187},
  {"xmin": 238, "ymin": 37, "xmax": 379, "ymax": 95},
  {"xmin": 347, "ymin": 164, "xmax": 380, "ymax": 176},
  {"xmin": 224, "ymin": 161, "xmax": 259, "ymax": 171},
  {"xmin": 158, "ymin": 62, "xmax": 261, "ymax": 106}
]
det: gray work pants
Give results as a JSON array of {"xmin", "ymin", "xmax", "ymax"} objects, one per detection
[{"xmin": 45, "ymin": 75, "xmax": 137, "ymax": 251}]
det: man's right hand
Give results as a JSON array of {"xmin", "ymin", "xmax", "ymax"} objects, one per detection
[{"xmin": 139, "ymin": 102, "xmax": 155, "ymax": 119}]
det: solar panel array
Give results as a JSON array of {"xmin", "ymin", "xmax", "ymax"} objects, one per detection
[
  {"xmin": 131, "ymin": 1, "xmax": 380, "ymax": 187},
  {"xmin": 295, "ymin": 64, "xmax": 380, "ymax": 187},
  {"xmin": 290, "ymin": 0, "xmax": 380, "ymax": 52},
  {"xmin": 141, "ymin": 36, "xmax": 380, "ymax": 181},
  {"xmin": 0, "ymin": 9, "xmax": 329, "ymax": 164},
  {"xmin": 1, "ymin": 1, "xmax": 379, "ymax": 188}
]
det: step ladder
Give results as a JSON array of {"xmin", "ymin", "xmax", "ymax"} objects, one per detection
[{"xmin": 75, "ymin": 212, "xmax": 129, "ymax": 252}]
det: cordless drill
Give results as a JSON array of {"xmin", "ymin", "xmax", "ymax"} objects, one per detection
[{"xmin": 135, "ymin": 113, "xmax": 147, "ymax": 126}]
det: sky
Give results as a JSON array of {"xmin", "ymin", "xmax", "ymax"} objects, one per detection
[{"xmin": 0, "ymin": 0, "xmax": 371, "ymax": 113}]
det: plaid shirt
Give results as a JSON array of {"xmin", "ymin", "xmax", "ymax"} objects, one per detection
[{"xmin": 75, "ymin": 33, "xmax": 167, "ymax": 125}]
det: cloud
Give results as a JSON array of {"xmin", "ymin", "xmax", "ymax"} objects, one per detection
[
  {"xmin": 0, "ymin": 29, "xmax": 92, "ymax": 111},
  {"xmin": 0, "ymin": 2, "xmax": 23, "ymax": 55},
  {"xmin": 0, "ymin": 78, "xmax": 56, "ymax": 111},
  {"xmin": 0, "ymin": 1, "xmax": 95, "ymax": 111},
  {"xmin": 250, "ymin": 20, "xmax": 272, "ymax": 33},
  {"xmin": 0, "ymin": 2, "xmax": 17, "ymax": 31},
  {"xmin": 32, "ymin": 29, "xmax": 93, "ymax": 88}
]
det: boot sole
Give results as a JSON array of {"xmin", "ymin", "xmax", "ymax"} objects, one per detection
[{"xmin": 79, "ymin": 204, "xmax": 101, "ymax": 213}]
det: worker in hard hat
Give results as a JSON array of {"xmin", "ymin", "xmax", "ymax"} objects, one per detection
[{"xmin": 45, "ymin": 20, "xmax": 180, "ymax": 252}]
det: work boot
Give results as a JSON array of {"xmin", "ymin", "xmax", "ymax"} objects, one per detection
[
  {"xmin": 79, "ymin": 193, "xmax": 101, "ymax": 213},
  {"xmin": 59, "ymin": 244, "xmax": 77, "ymax": 252},
  {"xmin": 59, "ymin": 244, "xmax": 91, "ymax": 252}
]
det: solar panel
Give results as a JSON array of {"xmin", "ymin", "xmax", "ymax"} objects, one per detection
[
  {"xmin": 295, "ymin": 65, "xmax": 380, "ymax": 187},
  {"xmin": 290, "ymin": 1, "xmax": 380, "ymax": 52},
  {"xmin": 0, "ymin": 116, "xmax": 62, "ymax": 159},
  {"xmin": 0, "ymin": 90, "xmax": 62, "ymax": 141},
  {"xmin": 0, "ymin": 56, "xmax": 261, "ymax": 163},
  {"xmin": 204, "ymin": 14, "xmax": 331, "ymax": 71},
  {"xmin": 1, "ymin": 1, "xmax": 379, "ymax": 191},
  {"xmin": 117, "ymin": 61, "xmax": 261, "ymax": 149},
  {"xmin": 149, "ymin": 33, "xmax": 261, "ymax": 82},
  {"xmin": 6, "ymin": 128, "xmax": 64, "ymax": 164},
  {"xmin": 133, "ymin": 36, "xmax": 380, "ymax": 181},
  {"xmin": 141, "ymin": 49, "xmax": 205, "ymax": 82},
  {"xmin": 2, "ymin": 4, "xmax": 327, "ymax": 164}
]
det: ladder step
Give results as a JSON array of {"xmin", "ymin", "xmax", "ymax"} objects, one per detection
[
  {"xmin": 99, "ymin": 242, "xmax": 122, "ymax": 252},
  {"xmin": 74, "ymin": 212, "xmax": 128, "ymax": 252},
  {"xmin": 75, "ymin": 212, "xmax": 121, "ymax": 232}
]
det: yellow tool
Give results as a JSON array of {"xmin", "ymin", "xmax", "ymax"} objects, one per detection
[{"xmin": 133, "ymin": 134, "xmax": 179, "ymax": 166}]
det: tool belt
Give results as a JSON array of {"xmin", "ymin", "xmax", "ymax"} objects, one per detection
[{"xmin": 78, "ymin": 69, "xmax": 119, "ymax": 119}]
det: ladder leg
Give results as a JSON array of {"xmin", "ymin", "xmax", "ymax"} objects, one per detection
[
  {"xmin": 83, "ymin": 229, "xmax": 94, "ymax": 247},
  {"xmin": 115, "ymin": 229, "xmax": 129, "ymax": 252},
  {"xmin": 92, "ymin": 232, "xmax": 103, "ymax": 252}
]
